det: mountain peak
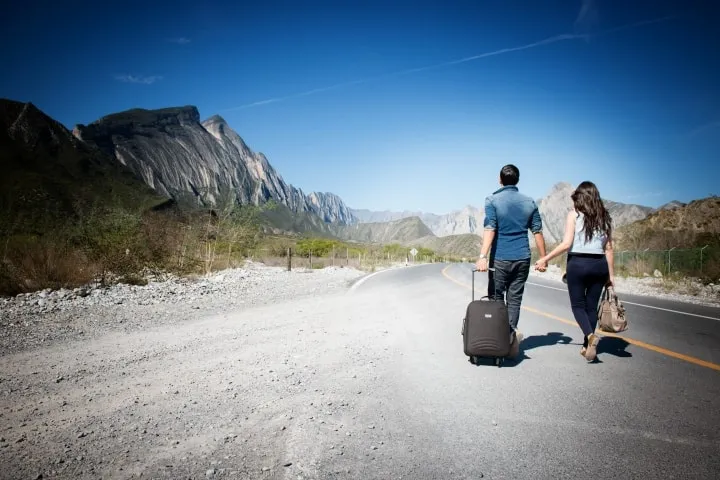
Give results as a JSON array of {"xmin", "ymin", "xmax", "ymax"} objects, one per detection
[
  {"xmin": 658, "ymin": 200, "xmax": 685, "ymax": 210},
  {"xmin": 549, "ymin": 181, "xmax": 574, "ymax": 193},
  {"xmin": 81, "ymin": 105, "xmax": 201, "ymax": 130},
  {"xmin": 202, "ymin": 114, "xmax": 227, "ymax": 126},
  {"xmin": 1, "ymin": 98, "xmax": 74, "ymax": 147}
]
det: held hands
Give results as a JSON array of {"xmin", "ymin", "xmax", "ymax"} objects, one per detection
[{"xmin": 534, "ymin": 258, "xmax": 548, "ymax": 272}]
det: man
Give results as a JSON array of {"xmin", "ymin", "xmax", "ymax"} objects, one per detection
[{"xmin": 475, "ymin": 164, "xmax": 547, "ymax": 358}]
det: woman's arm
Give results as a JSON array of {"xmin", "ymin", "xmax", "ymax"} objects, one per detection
[
  {"xmin": 539, "ymin": 210, "xmax": 576, "ymax": 265},
  {"xmin": 605, "ymin": 232, "xmax": 615, "ymax": 286}
]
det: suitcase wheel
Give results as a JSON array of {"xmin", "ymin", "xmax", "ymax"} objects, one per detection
[{"xmin": 468, "ymin": 356, "xmax": 504, "ymax": 367}]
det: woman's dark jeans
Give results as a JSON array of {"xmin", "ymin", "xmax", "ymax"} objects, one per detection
[{"xmin": 565, "ymin": 253, "xmax": 609, "ymax": 339}]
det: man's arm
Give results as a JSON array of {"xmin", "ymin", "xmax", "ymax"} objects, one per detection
[
  {"xmin": 481, "ymin": 195, "xmax": 497, "ymax": 258},
  {"xmin": 530, "ymin": 201, "xmax": 546, "ymax": 258},
  {"xmin": 533, "ymin": 232, "xmax": 546, "ymax": 258},
  {"xmin": 476, "ymin": 196, "xmax": 496, "ymax": 271},
  {"xmin": 481, "ymin": 229, "xmax": 496, "ymax": 258}
]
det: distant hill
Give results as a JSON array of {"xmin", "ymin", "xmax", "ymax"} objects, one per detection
[
  {"xmin": 331, "ymin": 216, "xmax": 481, "ymax": 258},
  {"xmin": 332, "ymin": 216, "xmax": 434, "ymax": 244},
  {"xmin": 405, "ymin": 233, "xmax": 481, "ymax": 259},
  {"xmin": 616, "ymin": 196, "xmax": 720, "ymax": 250},
  {"xmin": 350, "ymin": 208, "xmax": 440, "ymax": 226}
]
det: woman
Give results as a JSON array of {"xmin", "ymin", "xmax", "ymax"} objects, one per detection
[{"xmin": 534, "ymin": 181, "xmax": 615, "ymax": 362}]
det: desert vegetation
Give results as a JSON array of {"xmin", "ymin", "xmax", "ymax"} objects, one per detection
[{"xmin": 0, "ymin": 195, "xmax": 460, "ymax": 297}]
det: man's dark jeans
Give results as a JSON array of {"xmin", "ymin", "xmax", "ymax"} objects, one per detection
[{"xmin": 488, "ymin": 258, "xmax": 531, "ymax": 330}]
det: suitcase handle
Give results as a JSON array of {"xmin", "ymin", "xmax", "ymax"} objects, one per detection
[{"xmin": 471, "ymin": 267, "xmax": 495, "ymax": 301}]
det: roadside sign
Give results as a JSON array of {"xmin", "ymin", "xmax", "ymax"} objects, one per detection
[{"xmin": 410, "ymin": 248, "xmax": 418, "ymax": 257}]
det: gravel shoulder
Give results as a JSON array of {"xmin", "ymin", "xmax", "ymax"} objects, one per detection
[
  {"xmin": 0, "ymin": 261, "xmax": 373, "ymax": 479},
  {"xmin": 0, "ymin": 261, "xmax": 365, "ymax": 356}
]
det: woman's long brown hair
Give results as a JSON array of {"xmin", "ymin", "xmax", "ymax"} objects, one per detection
[{"xmin": 571, "ymin": 181, "xmax": 613, "ymax": 243}]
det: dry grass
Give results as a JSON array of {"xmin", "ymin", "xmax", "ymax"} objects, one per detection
[
  {"xmin": 0, "ymin": 202, "xmax": 448, "ymax": 296},
  {"xmin": 0, "ymin": 203, "xmax": 263, "ymax": 296},
  {"xmin": 249, "ymin": 250, "xmax": 421, "ymax": 273}
]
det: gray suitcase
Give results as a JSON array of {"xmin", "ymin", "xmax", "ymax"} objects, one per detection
[{"xmin": 461, "ymin": 268, "xmax": 512, "ymax": 367}]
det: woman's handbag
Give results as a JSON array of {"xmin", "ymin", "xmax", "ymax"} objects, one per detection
[{"xmin": 597, "ymin": 285, "xmax": 628, "ymax": 333}]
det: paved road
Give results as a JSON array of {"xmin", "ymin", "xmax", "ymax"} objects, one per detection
[
  {"xmin": 3, "ymin": 262, "xmax": 718, "ymax": 479},
  {"xmin": 349, "ymin": 262, "xmax": 720, "ymax": 479}
]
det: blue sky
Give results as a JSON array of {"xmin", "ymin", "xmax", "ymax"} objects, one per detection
[{"xmin": 1, "ymin": 0, "xmax": 718, "ymax": 213}]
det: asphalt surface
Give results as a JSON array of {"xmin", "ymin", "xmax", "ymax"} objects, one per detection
[{"xmin": 349, "ymin": 262, "xmax": 720, "ymax": 479}]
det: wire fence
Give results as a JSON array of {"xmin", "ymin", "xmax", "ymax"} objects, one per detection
[
  {"xmin": 531, "ymin": 245, "xmax": 720, "ymax": 281},
  {"xmin": 246, "ymin": 246, "xmax": 448, "ymax": 272},
  {"xmin": 611, "ymin": 245, "xmax": 719, "ymax": 279}
]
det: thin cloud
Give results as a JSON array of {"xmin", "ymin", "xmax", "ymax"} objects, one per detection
[
  {"xmin": 624, "ymin": 192, "xmax": 665, "ymax": 200},
  {"xmin": 574, "ymin": 0, "xmax": 600, "ymax": 37},
  {"xmin": 167, "ymin": 37, "xmax": 191, "ymax": 44},
  {"xmin": 222, "ymin": 15, "xmax": 675, "ymax": 112},
  {"xmin": 685, "ymin": 121, "xmax": 720, "ymax": 138},
  {"xmin": 114, "ymin": 74, "xmax": 163, "ymax": 85}
]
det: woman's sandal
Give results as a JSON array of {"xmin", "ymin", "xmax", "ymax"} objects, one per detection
[{"xmin": 584, "ymin": 333, "xmax": 600, "ymax": 362}]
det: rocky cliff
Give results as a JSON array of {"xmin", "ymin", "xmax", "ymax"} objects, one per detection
[
  {"xmin": 537, "ymin": 182, "xmax": 654, "ymax": 244},
  {"xmin": 73, "ymin": 107, "xmax": 356, "ymax": 226}
]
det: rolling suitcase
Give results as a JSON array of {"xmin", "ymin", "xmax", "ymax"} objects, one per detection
[{"xmin": 461, "ymin": 268, "xmax": 512, "ymax": 367}]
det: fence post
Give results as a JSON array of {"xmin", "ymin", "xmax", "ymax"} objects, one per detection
[
  {"xmin": 700, "ymin": 245, "xmax": 709, "ymax": 274},
  {"xmin": 667, "ymin": 247, "xmax": 676, "ymax": 277},
  {"xmin": 287, "ymin": 247, "xmax": 292, "ymax": 271}
]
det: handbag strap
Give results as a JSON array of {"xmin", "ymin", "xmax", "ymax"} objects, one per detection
[
  {"xmin": 607, "ymin": 286, "xmax": 620, "ymax": 306},
  {"xmin": 601, "ymin": 286, "xmax": 611, "ymax": 302}
]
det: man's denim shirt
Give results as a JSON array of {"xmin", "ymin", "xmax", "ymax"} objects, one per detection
[{"xmin": 483, "ymin": 185, "xmax": 543, "ymax": 261}]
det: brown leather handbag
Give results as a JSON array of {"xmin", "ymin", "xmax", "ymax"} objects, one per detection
[{"xmin": 597, "ymin": 286, "xmax": 628, "ymax": 333}]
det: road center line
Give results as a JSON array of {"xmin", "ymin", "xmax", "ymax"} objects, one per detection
[
  {"xmin": 441, "ymin": 265, "xmax": 720, "ymax": 373},
  {"xmin": 524, "ymin": 281, "xmax": 720, "ymax": 322}
]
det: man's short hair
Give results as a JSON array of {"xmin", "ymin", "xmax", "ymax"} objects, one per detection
[{"xmin": 500, "ymin": 164, "xmax": 520, "ymax": 186}]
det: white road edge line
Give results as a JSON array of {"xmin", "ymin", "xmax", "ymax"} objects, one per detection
[
  {"xmin": 348, "ymin": 263, "xmax": 429, "ymax": 293},
  {"xmin": 525, "ymin": 281, "xmax": 720, "ymax": 321}
]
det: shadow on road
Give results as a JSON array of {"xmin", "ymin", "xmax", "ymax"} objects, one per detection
[
  {"xmin": 466, "ymin": 331, "xmax": 622, "ymax": 368},
  {"xmin": 597, "ymin": 336, "xmax": 633, "ymax": 358},
  {"xmin": 521, "ymin": 331, "xmax": 573, "ymax": 351}
]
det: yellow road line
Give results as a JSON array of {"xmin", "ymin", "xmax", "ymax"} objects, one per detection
[{"xmin": 441, "ymin": 264, "xmax": 720, "ymax": 372}]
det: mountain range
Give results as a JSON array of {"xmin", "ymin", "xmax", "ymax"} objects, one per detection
[
  {"xmin": 1, "ymin": 98, "xmax": 703, "ymax": 257},
  {"xmin": 349, "ymin": 184, "xmax": 675, "ymax": 245}
]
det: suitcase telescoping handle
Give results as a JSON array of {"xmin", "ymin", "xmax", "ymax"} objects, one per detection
[{"xmin": 470, "ymin": 267, "xmax": 494, "ymax": 302}]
